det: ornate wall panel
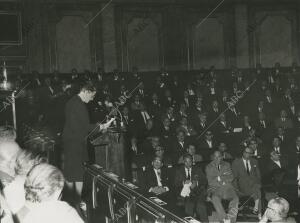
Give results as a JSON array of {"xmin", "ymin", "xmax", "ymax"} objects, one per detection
[
  {"xmin": 258, "ymin": 15, "xmax": 292, "ymax": 67},
  {"xmin": 191, "ymin": 17, "xmax": 225, "ymax": 69},
  {"xmin": 116, "ymin": 7, "xmax": 163, "ymax": 71},
  {"xmin": 56, "ymin": 16, "xmax": 92, "ymax": 73},
  {"xmin": 127, "ymin": 17, "xmax": 159, "ymax": 71}
]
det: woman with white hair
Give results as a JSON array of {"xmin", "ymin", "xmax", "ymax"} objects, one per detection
[
  {"xmin": 17, "ymin": 163, "xmax": 83, "ymax": 223},
  {"xmin": 259, "ymin": 197, "xmax": 296, "ymax": 223}
]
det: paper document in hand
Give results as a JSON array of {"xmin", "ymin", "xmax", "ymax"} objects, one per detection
[
  {"xmin": 180, "ymin": 182, "xmax": 192, "ymax": 197},
  {"xmin": 233, "ymin": 128, "xmax": 242, "ymax": 132}
]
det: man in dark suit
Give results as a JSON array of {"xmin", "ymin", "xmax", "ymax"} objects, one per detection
[
  {"xmin": 215, "ymin": 113, "xmax": 233, "ymax": 134},
  {"xmin": 206, "ymin": 151, "xmax": 239, "ymax": 223},
  {"xmin": 132, "ymin": 103, "xmax": 151, "ymax": 137},
  {"xmin": 198, "ymin": 131, "xmax": 217, "ymax": 161},
  {"xmin": 144, "ymin": 157, "xmax": 170, "ymax": 198},
  {"xmin": 208, "ymin": 100, "xmax": 221, "ymax": 123},
  {"xmin": 275, "ymin": 127, "xmax": 290, "ymax": 149},
  {"xmin": 170, "ymin": 129, "xmax": 189, "ymax": 163},
  {"xmin": 195, "ymin": 112, "xmax": 208, "ymax": 135},
  {"xmin": 269, "ymin": 137, "xmax": 284, "ymax": 155},
  {"xmin": 274, "ymin": 110, "xmax": 293, "ymax": 130},
  {"xmin": 175, "ymin": 154, "xmax": 208, "ymax": 222},
  {"xmin": 248, "ymin": 139, "xmax": 266, "ymax": 159},
  {"xmin": 147, "ymin": 92, "xmax": 162, "ymax": 120},
  {"xmin": 288, "ymin": 136, "xmax": 300, "ymax": 168},
  {"xmin": 263, "ymin": 151, "xmax": 289, "ymax": 195},
  {"xmin": 232, "ymin": 147, "xmax": 262, "ymax": 215},
  {"xmin": 255, "ymin": 112, "xmax": 272, "ymax": 140},
  {"xmin": 158, "ymin": 116, "xmax": 174, "ymax": 142},
  {"xmin": 62, "ymin": 83, "xmax": 113, "ymax": 204}
]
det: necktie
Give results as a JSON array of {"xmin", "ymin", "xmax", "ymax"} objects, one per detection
[
  {"xmin": 187, "ymin": 169, "xmax": 191, "ymax": 180},
  {"xmin": 157, "ymin": 169, "xmax": 161, "ymax": 178},
  {"xmin": 180, "ymin": 142, "xmax": 184, "ymax": 148},
  {"xmin": 217, "ymin": 164, "xmax": 220, "ymax": 171},
  {"xmin": 246, "ymin": 161, "xmax": 250, "ymax": 175},
  {"xmin": 49, "ymin": 86, "xmax": 54, "ymax": 94},
  {"xmin": 156, "ymin": 170, "xmax": 162, "ymax": 186},
  {"xmin": 142, "ymin": 112, "xmax": 147, "ymax": 124}
]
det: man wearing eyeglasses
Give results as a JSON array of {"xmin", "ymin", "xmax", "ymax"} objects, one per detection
[
  {"xmin": 259, "ymin": 197, "xmax": 296, "ymax": 223},
  {"xmin": 232, "ymin": 147, "xmax": 262, "ymax": 217}
]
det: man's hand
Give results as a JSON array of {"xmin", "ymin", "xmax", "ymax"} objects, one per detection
[
  {"xmin": 100, "ymin": 118, "xmax": 115, "ymax": 130},
  {"xmin": 131, "ymin": 138, "xmax": 137, "ymax": 153},
  {"xmin": 190, "ymin": 181, "xmax": 197, "ymax": 189},
  {"xmin": 150, "ymin": 186, "xmax": 161, "ymax": 194},
  {"xmin": 184, "ymin": 180, "xmax": 191, "ymax": 185}
]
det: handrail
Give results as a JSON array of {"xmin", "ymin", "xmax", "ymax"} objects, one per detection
[{"xmin": 84, "ymin": 163, "xmax": 189, "ymax": 223}]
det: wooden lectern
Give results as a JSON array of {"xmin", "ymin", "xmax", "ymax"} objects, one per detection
[{"xmin": 89, "ymin": 127, "xmax": 125, "ymax": 177}]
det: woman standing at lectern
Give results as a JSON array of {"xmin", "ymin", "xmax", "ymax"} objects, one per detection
[{"xmin": 62, "ymin": 82, "xmax": 112, "ymax": 213}]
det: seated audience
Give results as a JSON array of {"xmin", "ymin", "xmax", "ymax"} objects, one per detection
[
  {"xmin": 206, "ymin": 151, "xmax": 239, "ymax": 223},
  {"xmin": 178, "ymin": 144, "xmax": 203, "ymax": 165},
  {"xmin": 274, "ymin": 110, "xmax": 293, "ymax": 129},
  {"xmin": 198, "ymin": 130, "xmax": 217, "ymax": 161},
  {"xmin": 232, "ymin": 147, "xmax": 262, "ymax": 216},
  {"xmin": 248, "ymin": 139, "xmax": 265, "ymax": 159},
  {"xmin": 269, "ymin": 137, "xmax": 283, "ymax": 155},
  {"xmin": 263, "ymin": 151, "xmax": 288, "ymax": 195},
  {"xmin": 175, "ymin": 154, "xmax": 208, "ymax": 222},
  {"xmin": 144, "ymin": 157, "xmax": 170, "ymax": 198},
  {"xmin": 176, "ymin": 116, "xmax": 197, "ymax": 137},
  {"xmin": 171, "ymin": 129, "xmax": 189, "ymax": 163},
  {"xmin": 152, "ymin": 146, "xmax": 172, "ymax": 167},
  {"xmin": 217, "ymin": 142, "xmax": 233, "ymax": 160}
]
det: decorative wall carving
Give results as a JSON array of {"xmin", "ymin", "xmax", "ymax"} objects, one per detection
[
  {"xmin": 56, "ymin": 16, "xmax": 92, "ymax": 73},
  {"xmin": 115, "ymin": 8, "xmax": 162, "ymax": 71},
  {"xmin": 186, "ymin": 9, "xmax": 227, "ymax": 69},
  {"xmin": 249, "ymin": 6, "xmax": 298, "ymax": 67}
]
